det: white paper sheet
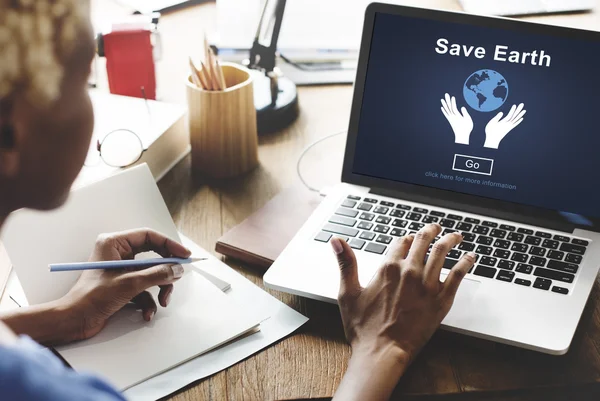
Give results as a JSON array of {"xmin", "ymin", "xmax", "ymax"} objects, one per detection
[
  {"xmin": 123, "ymin": 234, "xmax": 309, "ymax": 401},
  {"xmin": 0, "ymin": 232, "xmax": 308, "ymax": 400},
  {"xmin": 58, "ymin": 270, "xmax": 260, "ymax": 390},
  {"xmin": 3, "ymin": 164, "xmax": 184, "ymax": 305},
  {"xmin": 1, "ymin": 164, "xmax": 309, "ymax": 399},
  {"xmin": 1, "ymin": 165, "xmax": 263, "ymax": 391},
  {"xmin": 0, "ymin": 269, "xmax": 21, "ymax": 312}
]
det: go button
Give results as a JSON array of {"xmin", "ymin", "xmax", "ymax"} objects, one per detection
[{"xmin": 453, "ymin": 154, "xmax": 494, "ymax": 176}]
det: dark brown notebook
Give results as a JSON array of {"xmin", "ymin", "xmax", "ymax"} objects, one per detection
[{"xmin": 215, "ymin": 186, "xmax": 322, "ymax": 269}]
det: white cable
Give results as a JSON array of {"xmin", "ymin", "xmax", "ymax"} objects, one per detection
[{"xmin": 296, "ymin": 130, "xmax": 346, "ymax": 193}]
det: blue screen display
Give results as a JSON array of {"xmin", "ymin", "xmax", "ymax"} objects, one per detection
[{"xmin": 353, "ymin": 13, "xmax": 600, "ymax": 218}]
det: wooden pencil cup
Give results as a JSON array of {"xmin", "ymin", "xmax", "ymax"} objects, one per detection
[{"xmin": 186, "ymin": 62, "xmax": 259, "ymax": 178}]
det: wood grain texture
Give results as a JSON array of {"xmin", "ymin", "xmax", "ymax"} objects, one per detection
[
  {"xmin": 187, "ymin": 63, "xmax": 259, "ymax": 178},
  {"xmin": 90, "ymin": 1, "xmax": 600, "ymax": 400}
]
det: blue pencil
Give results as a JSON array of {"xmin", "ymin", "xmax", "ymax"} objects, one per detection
[{"xmin": 49, "ymin": 257, "xmax": 206, "ymax": 272}]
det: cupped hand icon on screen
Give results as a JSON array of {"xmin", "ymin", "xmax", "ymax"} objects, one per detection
[
  {"xmin": 441, "ymin": 93, "xmax": 473, "ymax": 145},
  {"xmin": 484, "ymin": 103, "xmax": 526, "ymax": 149}
]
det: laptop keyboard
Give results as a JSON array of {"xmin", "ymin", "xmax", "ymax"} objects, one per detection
[{"xmin": 314, "ymin": 194, "xmax": 591, "ymax": 296}]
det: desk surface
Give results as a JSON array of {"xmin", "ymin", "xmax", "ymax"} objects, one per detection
[{"xmin": 90, "ymin": 1, "xmax": 600, "ymax": 400}]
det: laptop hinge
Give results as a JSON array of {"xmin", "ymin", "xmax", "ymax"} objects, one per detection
[{"xmin": 370, "ymin": 187, "xmax": 576, "ymax": 233}]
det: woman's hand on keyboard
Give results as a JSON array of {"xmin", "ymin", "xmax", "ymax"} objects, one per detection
[{"xmin": 331, "ymin": 223, "xmax": 476, "ymax": 401}]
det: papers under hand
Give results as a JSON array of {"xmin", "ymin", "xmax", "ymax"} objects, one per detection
[
  {"xmin": 57, "ymin": 270, "xmax": 260, "ymax": 390},
  {"xmin": 124, "ymin": 233, "xmax": 309, "ymax": 401},
  {"xmin": 1, "ymin": 165, "xmax": 244, "ymax": 390},
  {"xmin": 193, "ymin": 263, "xmax": 231, "ymax": 292}
]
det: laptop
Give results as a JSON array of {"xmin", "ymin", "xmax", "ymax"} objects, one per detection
[
  {"xmin": 264, "ymin": 3, "xmax": 600, "ymax": 355},
  {"xmin": 460, "ymin": 0, "xmax": 594, "ymax": 17}
]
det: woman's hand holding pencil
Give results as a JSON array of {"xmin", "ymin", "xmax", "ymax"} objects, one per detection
[
  {"xmin": 189, "ymin": 35, "xmax": 227, "ymax": 91},
  {"xmin": 55, "ymin": 228, "xmax": 194, "ymax": 341}
]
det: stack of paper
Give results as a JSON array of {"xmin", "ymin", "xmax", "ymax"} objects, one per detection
[
  {"xmin": 0, "ymin": 165, "xmax": 304, "ymax": 394},
  {"xmin": 59, "ymin": 270, "xmax": 259, "ymax": 390},
  {"xmin": 126, "ymin": 232, "xmax": 308, "ymax": 400}
]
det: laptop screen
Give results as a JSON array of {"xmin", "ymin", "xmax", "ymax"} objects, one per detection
[{"xmin": 352, "ymin": 11, "xmax": 600, "ymax": 224}]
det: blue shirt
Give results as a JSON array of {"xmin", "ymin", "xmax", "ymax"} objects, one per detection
[{"xmin": 0, "ymin": 336, "xmax": 125, "ymax": 401}]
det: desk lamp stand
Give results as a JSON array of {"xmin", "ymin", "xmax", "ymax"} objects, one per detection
[{"xmin": 245, "ymin": 0, "xmax": 299, "ymax": 134}]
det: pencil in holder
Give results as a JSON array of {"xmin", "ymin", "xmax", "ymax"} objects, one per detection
[{"xmin": 186, "ymin": 62, "xmax": 259, "ymax": 178}]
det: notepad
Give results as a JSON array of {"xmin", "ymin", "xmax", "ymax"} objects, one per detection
[
  {"xmin": 58, "ymin": 270, "xmax": 259, "ymax": 390},
  {"xmin": 3, "ymin": 164, "xmax": 200, "ymax": 304},
  {"xmin": 1, "ymin": 164, "xmax": 261, "ymax": 390}
]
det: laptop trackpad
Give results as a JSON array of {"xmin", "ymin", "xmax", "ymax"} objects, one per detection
[{"xmin": 442, "ymin": 276, "xmax": 481, "ymax": 326}]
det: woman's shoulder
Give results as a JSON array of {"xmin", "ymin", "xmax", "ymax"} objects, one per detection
[{"xmin": 0, "ymin": 335, "xmax": 126, "ymax": 401}]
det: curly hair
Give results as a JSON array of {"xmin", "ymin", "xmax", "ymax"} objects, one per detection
[{"xmin": 0, "ymin": 0, "xmax": 90, "ymax": 107}]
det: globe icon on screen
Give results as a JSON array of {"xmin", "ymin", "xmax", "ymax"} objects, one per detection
[{"xmin": 463, "ymin": 69, "xmax": 509, "ymax": 112}]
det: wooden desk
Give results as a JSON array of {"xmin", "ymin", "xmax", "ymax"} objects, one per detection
[{"xmin": 89, "ymin": 1, "xmax": 600, "ymax": 400}]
